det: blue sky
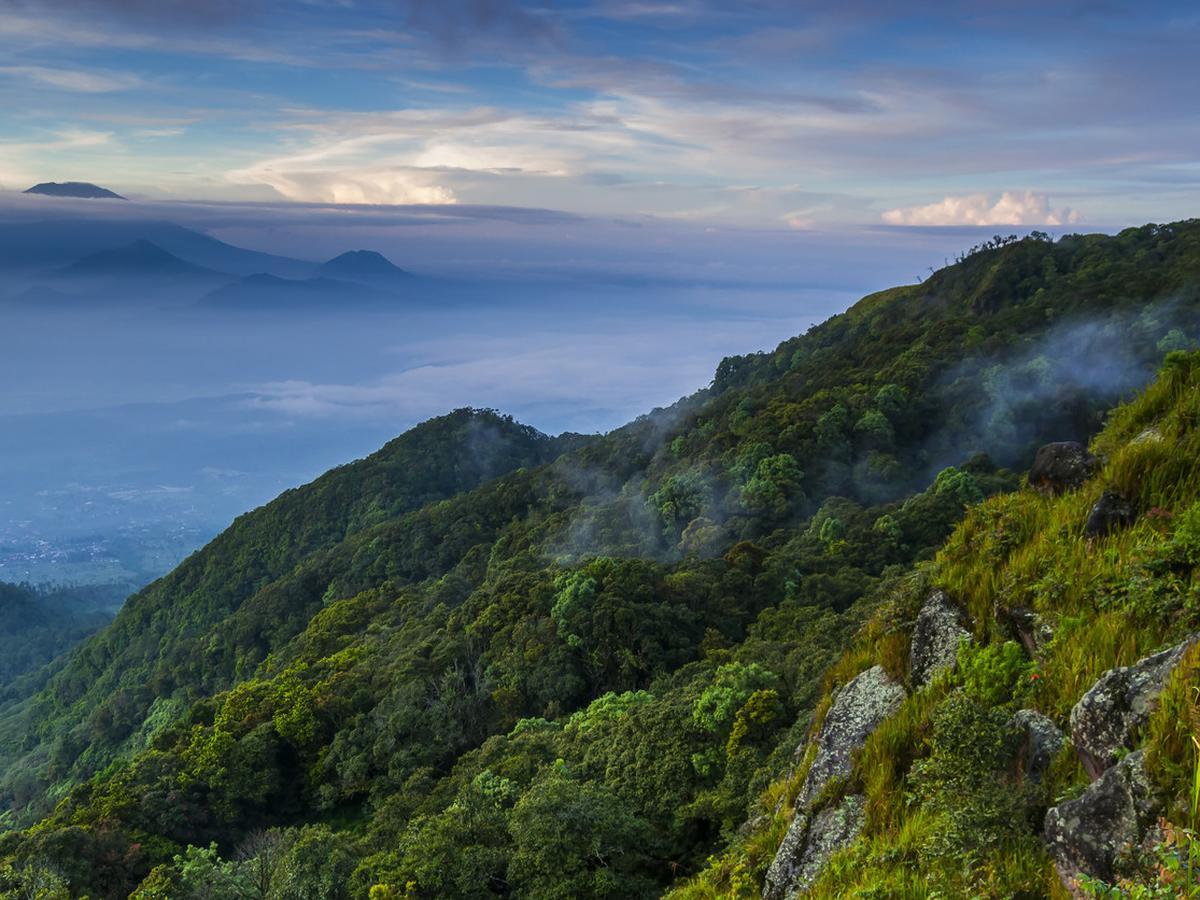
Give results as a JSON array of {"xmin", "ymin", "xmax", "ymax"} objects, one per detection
[{"xmin": 3, "ymin": 0, "xmax": 1199, "ymax": 228}]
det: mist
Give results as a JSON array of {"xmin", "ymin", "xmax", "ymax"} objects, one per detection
[{"xmin": 0, "ymin": 191, "xmax": 1104, "ymax": 588}]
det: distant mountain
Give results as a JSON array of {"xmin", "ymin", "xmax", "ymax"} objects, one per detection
[
  {"xmin": 23, "ymin": 181, "xmax": 125, "ymax": 200},
  {"xmin": 54, "ymin": 239, "xmax": 222, "ymax": 280},
  {"xmin": 197, "ymin": 272, "xmax": 390, "ymax": 310},
  {"xmin": 37, "ymin": 240, "xmax": 234, "ymax": 305},
  {"xmin": 314, "ymin": 249, "xmax": 414, "ymax": 287},
  {"xmin": 0, "ymin": 220, "xmax": 312, "ymax": 277}
]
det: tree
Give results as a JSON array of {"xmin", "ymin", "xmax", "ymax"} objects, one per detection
[
  {"xmin": 508, "ymin": 767, "xmax": 659, "ymax": 899},
  {"xmin": 740, "ymin": 454, "xmax": 805, "ymax": 517}
]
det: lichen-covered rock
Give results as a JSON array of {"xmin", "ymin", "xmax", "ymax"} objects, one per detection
[
  {"xmin": 1029, "ymin": 441, "xmax": 1096, "ymax": 494},
  {"xmin": 1044, "ymin": 751, "xmax": 1158, "ymax": 893},
  {"xmin": 798, "ymin": 665, "xmax": 906, "ymax": 807},
  {"xmin": 909, "ymin": 590, "xmax": 972, "ymax": 688},
  {"xmin": 1007, "ymin": 606, "xmax": 1055, "ymax": 659},
  {"xmin": 763, "ymin": 811, "xmax": 811, "ymax": 900},
  {"xmin": 762, "ymin": 795, "xmax": 865, "ymax": 900},
  {"xmin": 1011, "ymin": 708, "xmax": 1065, "ymax": 783},
  {"xmin": 1131, "ymin": 427, "xmax": 1163, "ymax": 445},
  {"xmin": 1084, "ymin": 490, "xmax": 1136, "ymax": 540},
  {"xmin": 1071, "ymin": 639, "xmax": 1193, "ymax": 779}
]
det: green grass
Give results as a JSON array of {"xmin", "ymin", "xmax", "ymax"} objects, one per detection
[{"xmin": 673, "ymin": 352, "xmax": 1200, "ymax": 898}]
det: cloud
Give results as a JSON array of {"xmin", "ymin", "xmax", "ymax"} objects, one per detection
[
  {"xmin": 5, "ymin": 0, "xmax": 263, "ymax": 25},
  {"xmin": 234, "ymin": 166, "xmax": 458, "ymax": 205},
  {"xmin": 0, "ymin": 65, "xmax": 141, "ymax": 92},
  {"xmin": 396, "ymin": 0, "xmax": 561, "ymax": 52},
  {"xmin": 880, "ymin": 191, "xmax": 1081, "ymax": 227}
]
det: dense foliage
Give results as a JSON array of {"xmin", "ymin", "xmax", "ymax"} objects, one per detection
[
  {"xmin": 1, "ymin": 222, "xmax": 1199, "ymax": 898},
  {"xmin": 0, "ymin": 582, "xmax": 116, "ymax": 691},
  {"xmin": 675, "ymin": 352, "xmax": 1200, "ymax": 898}
]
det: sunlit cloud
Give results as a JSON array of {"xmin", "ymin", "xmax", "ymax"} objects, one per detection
[{"xmin": 881, "ymin": 191, "xmax": 1081, "ymax": 227}]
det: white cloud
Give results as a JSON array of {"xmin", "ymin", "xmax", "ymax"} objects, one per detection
[
  {"xmin": 236, "ymin": 166, "xmax": 458, "ymax": 204},
  {"xmin": 0, "ymin": 65, "xmax": 141, "ymax": 93},
  {"xmin": 881, "ymin": 191, "xmax": 1080, "ymax": 226}
]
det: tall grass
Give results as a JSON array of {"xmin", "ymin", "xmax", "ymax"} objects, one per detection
[{"xmin": 671, "ymin": 353, "xmax": 1200, "ymax": 898}]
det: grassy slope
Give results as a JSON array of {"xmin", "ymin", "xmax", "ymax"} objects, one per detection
[{"xmin": 673, "ymin": 351, "xmax": 1200, "ymax": 898}]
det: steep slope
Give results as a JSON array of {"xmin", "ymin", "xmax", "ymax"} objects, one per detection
[
  {"xmin": 0, "ymin": 583, "xmax": 113, "ymax": 687},
  {"xmin": 0, "ymin": 224, "xmax": 1198, "ymax": 898},
  {"xmin": 676, "ymin": 352, "xmax": 1200, "ymax": 898},
  {"xmin": 0, "ymin": 410, "xmax": 568, "ymax": 805}
]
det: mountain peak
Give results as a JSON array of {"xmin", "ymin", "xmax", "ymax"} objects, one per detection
[
  {"xmin": 56, "ymin": 240, "xmax": 216, "ymax": 279},
  {"xmin": 23, "ymin": 181, "xmax": 126, "ymax": 200},
  {"xmin": 317, "ymin": 249, "xmax": 412, "ymax": 281}
]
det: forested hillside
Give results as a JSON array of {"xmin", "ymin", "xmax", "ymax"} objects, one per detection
[
  {"xmin": 0, "ymin": 582, "xmax": 115, "ymax": 692},
  {"xmin": 1, "ymin": 222, "xmax": 1198, "ymax": 899},
  {"xmin": 675, "ymin": 350, "xmax": 1200, "ymax": 898}
]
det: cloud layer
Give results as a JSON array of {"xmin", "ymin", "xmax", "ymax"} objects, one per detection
[{"xmin": 2, "ymin": 2, "xmax": 1200, "ymax": 224}]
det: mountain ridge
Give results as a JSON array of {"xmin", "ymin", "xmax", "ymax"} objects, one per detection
[{"xmin": 0, "ymin": 221, "xmax": 1198, "ymax": 898}]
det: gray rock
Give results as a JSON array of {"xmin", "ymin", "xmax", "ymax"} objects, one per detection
[
  {"xmin": 762, "ymin": 795, "xmax": 865, "ymax": 900},
  {"xmin": 1030, "ymin": 441, "xmax": 1096, "ymax": 495},
  {"xmin": 1011, "ymin": 708, "xmax": 1065, "ymax": 783},
  {"xmin": 1084, "ymin": 490, "xmax": 1137, "ymax": 540},
  {"xmin": 762, "ymin": 667, "xmax": 905, "ymax": 899},
  {"xmin": 1007, "ymin": 606, "xmax": 1055, "ymax": 659},
  {"xmin": 1131, "ymin": 427, "xmax": 1163, "ymax": 446},
  {"xmin": 909, "ymin": 590, "xmax": 972, "ymax": 688},
  {"xmin": 1044, "ymin": 751, "xmax": 1158, "ymax": 892},
  {"xmin": 1071, "ymin": 639, "xmax": 1193, "ymax": 779},
  {"xmin": 798, "ymin": 665, "xmax": 906, "ymax": 808}
]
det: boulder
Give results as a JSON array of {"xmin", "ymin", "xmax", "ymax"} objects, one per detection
[
  {"xmin": 798, "ymin": 665, "xmax": 906, "ymax": 808},
  {"xmin": 1044, "ymin": 751, "xmax": 1158, "ymax": 893},
  {"xmin": 762, "ymin": 667, "xmax": 904, "ymax": 898},
  {"xmin": 1084, "ymin": 490, "xmax": 1136, "ymax": 540},
  {"xmin": 1029, "ymin": 442, "xmax": 1096, "ymax": 494},
  {"xmin": 1011, "ymin": 708, "xmax": 1065, "ymax": 783},
  {"xmin": 1131, "ymin": 427, "xmax": 1163, "ymax": 446},
  {"xmin": 1006, "ymin": 606, "xmax": 1055, "ymax": 659},
  {"xmin": 762, "ymin": 795, "xmax": 865, "ymax": 900},
  {"xmin": 1071, "ymin": 639, "xmax": 1193, "ymax": 780},
  {"xmin": 910, "ymin": 590, "xmax": 972, "ymax": 688}
]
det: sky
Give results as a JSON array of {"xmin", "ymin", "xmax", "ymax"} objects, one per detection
[
  {"xmin": 1, "ymin": 0, "xmax": 1199, "ymax": 229},
  {"xmin": 2, "ymin": 0, "xmax": 1199, "ymax": 578}
]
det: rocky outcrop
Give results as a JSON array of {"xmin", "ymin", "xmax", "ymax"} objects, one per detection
[
  {"xmin": 909, "ymin": 590, "xmax": 972, "ymax": 688},
  {"xmin": 1071, "ymin": 639, "xmax": 1193, "ymax": 779},
  {"xmin": 1084, "ymin": 490, "xmax": 1136, "ymax": 540},
  {"xmin": 1029, "ymin": 442, "xmax": 1096, "ymax": 495},
  {"xmin": 1044, "ymin": 751, "xmax": 1159, "ymax": 893},
  {"xmin": 798, "ymin": 665, "xmax": 906, "ymax": 807},
  {"xmin": 1011, "ymin": 708, "xmax": 1065, "ymax": 783},
  {"xmin": 1131, "ymin": 427, "xmax": 1163, "ymax": 446},
  {"xmin": 763, "ymin": 666, "xmax": 904, "ymax": 899},
  {"xmin": 763, "ymin": 796, "xmax": 865, "ymax": 900},
  {"xmin": 1006, "ymin": 606, "xmax": 1055, "ymax": 659}
]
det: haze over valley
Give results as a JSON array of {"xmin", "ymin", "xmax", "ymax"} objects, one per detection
[{"xmin": 0, "ymin": 191, "xmax": 1010, "ymax": 588}]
